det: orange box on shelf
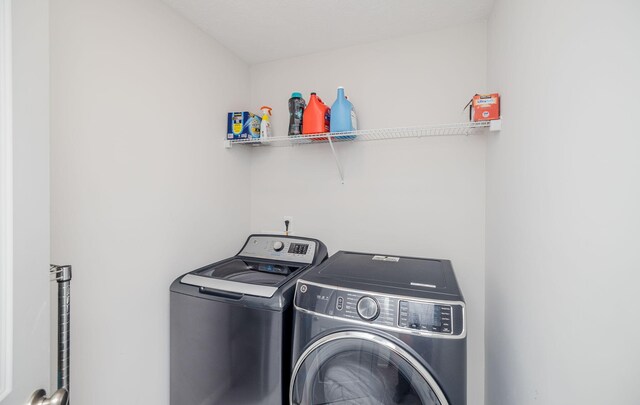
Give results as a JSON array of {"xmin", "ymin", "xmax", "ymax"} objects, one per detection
[{"xmin": 472, "ymin": 93, "xmax": 500, "ymax": 121}]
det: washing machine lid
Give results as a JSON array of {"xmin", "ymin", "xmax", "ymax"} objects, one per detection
[
  {"xmin": 176, "ymin": 235, "xmax": 328, "ymax": 299},
  {"xmin": 181, "ymin": 258, "xmax": 304, "ymax": 298},
  {"xmin": 308, "ymin": 251, "xmax": 462, "ymax": 299}
]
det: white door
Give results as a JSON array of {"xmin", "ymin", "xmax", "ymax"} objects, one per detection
[{"xmin": 0, "ymin": 0, "xmax": 52, "ymax": 404}]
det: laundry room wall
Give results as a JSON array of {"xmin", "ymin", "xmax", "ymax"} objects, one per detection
[
  {"xmin": 485, "ymin": 0, "xmax": 640, "ymax": 404},
  {"xmin": 50, "ymin": 0, "xmax": 251, "ymax": 403},
  {"xmin": 249, "ymin": 21, "xmax": 488, "ymax": 404}
]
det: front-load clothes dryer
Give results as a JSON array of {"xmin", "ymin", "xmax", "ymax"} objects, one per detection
[
  {"xmin": 290, "ymin": 251, "xmax": 466, "ymax": 405},
  {"xmin": 170, "ymin": 234, "xmax": 327, "ymax": 405}
]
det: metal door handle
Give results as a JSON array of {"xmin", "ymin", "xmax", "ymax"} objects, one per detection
[{"xmin": 27, "ymin": 388, "xmax": 69, "ymax": 405}]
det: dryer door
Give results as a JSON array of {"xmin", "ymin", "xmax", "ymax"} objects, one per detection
[{"xmin": 290, "ymin": 331, "xmax": 449, "ymax": 405}]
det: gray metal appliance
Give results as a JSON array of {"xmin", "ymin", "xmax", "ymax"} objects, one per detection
[
  {"xmin": 170, "ymin": 234, "xmax": 328, "ymax": 405},
  {"xmin": 290, "ymin": 251, "xmax": 466, "ymax": 405}
]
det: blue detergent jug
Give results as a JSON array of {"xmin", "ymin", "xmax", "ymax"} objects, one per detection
[{"xmin": 330, "ymin": 87, "xmax": 357, "ymax": 140}]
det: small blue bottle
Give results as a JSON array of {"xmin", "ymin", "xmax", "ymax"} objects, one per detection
[{"xmin": 330, "ymin": 87, "xmax": 357, "ymax": 140}]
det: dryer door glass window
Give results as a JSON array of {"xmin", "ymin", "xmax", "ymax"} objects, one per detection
[{"xmin": 290, "ymin": 331, "xmax": 448, "ymax": 405}]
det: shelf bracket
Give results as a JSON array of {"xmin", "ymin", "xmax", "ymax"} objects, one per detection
[{"xmin": 326, "ymin": 136, "xmax": 345, "ymax": 184}]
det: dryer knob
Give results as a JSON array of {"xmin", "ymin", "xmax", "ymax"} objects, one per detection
[
  {"xmin": 273, "ymin": 241, "xmax": 284, "ymax": 252},
  {"xmin": 357, "ymin": 296, "xmax": 380, "ymax": 321}
]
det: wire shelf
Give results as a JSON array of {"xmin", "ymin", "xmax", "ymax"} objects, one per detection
[
  {"xmin": 224, "ymin": 120, "xmax": 499, "ymax": 148},
  {"xmin": 224, "ymin": 120, "xmax": 501, "ymax": 183}
]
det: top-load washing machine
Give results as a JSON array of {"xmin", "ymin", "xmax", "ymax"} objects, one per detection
[
  {"xmin": 290, "ymin": 251, "xmax": 466, "ymax": 405},
  {"xmin": 170, "ymin": 234, "xmax": 328, "ymax": 405}
]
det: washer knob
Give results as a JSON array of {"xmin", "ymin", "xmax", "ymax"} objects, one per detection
[
  {"xmin": 357, "ymin": 296, "xmax": 380, "ymax": 321},
  {"xmin": 273, "ymin": 241, "xmax": 284, "ymax": 252}
]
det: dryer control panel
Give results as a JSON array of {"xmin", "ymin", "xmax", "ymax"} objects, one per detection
[
  {"xmin": 398, "ymin": 300, "xmax": 452, "ymax": 334},
  {"xmin": 295, "ymin": 281, "xmax": 465, "ymax": 338}
]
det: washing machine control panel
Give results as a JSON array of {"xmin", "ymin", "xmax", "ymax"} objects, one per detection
[
  {"xmin": 239, "ymin": 236, "xmax": 317, "ymax": 264},
  {"xmin": 295, "ymin": 281, "xmax": 465, "ymax": 338}
]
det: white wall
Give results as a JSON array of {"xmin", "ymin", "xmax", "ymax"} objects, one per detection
[
  {"xmin": 250, "ymin": 21, "xmax": 488, "ymax": 404},
  {"xmin": 486, "ymin": 1, "xmax": 640, "ymax": 404},
  {"xmin": 2, "ymin": 0, "xmax": 50, "ymax": 404},
  {"xmin": 50, "ymin": 0, "xmax": 251, "ymax": 403}
]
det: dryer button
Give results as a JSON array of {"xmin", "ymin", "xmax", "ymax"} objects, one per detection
[{"xmin": 336, "ymin": 297, "xmax": 344, "ymax": 311}]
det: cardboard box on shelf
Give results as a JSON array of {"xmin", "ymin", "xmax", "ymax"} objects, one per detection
[{"xmin": 227, "ymin": 112, "xmax": 261, "ymax": 140}]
